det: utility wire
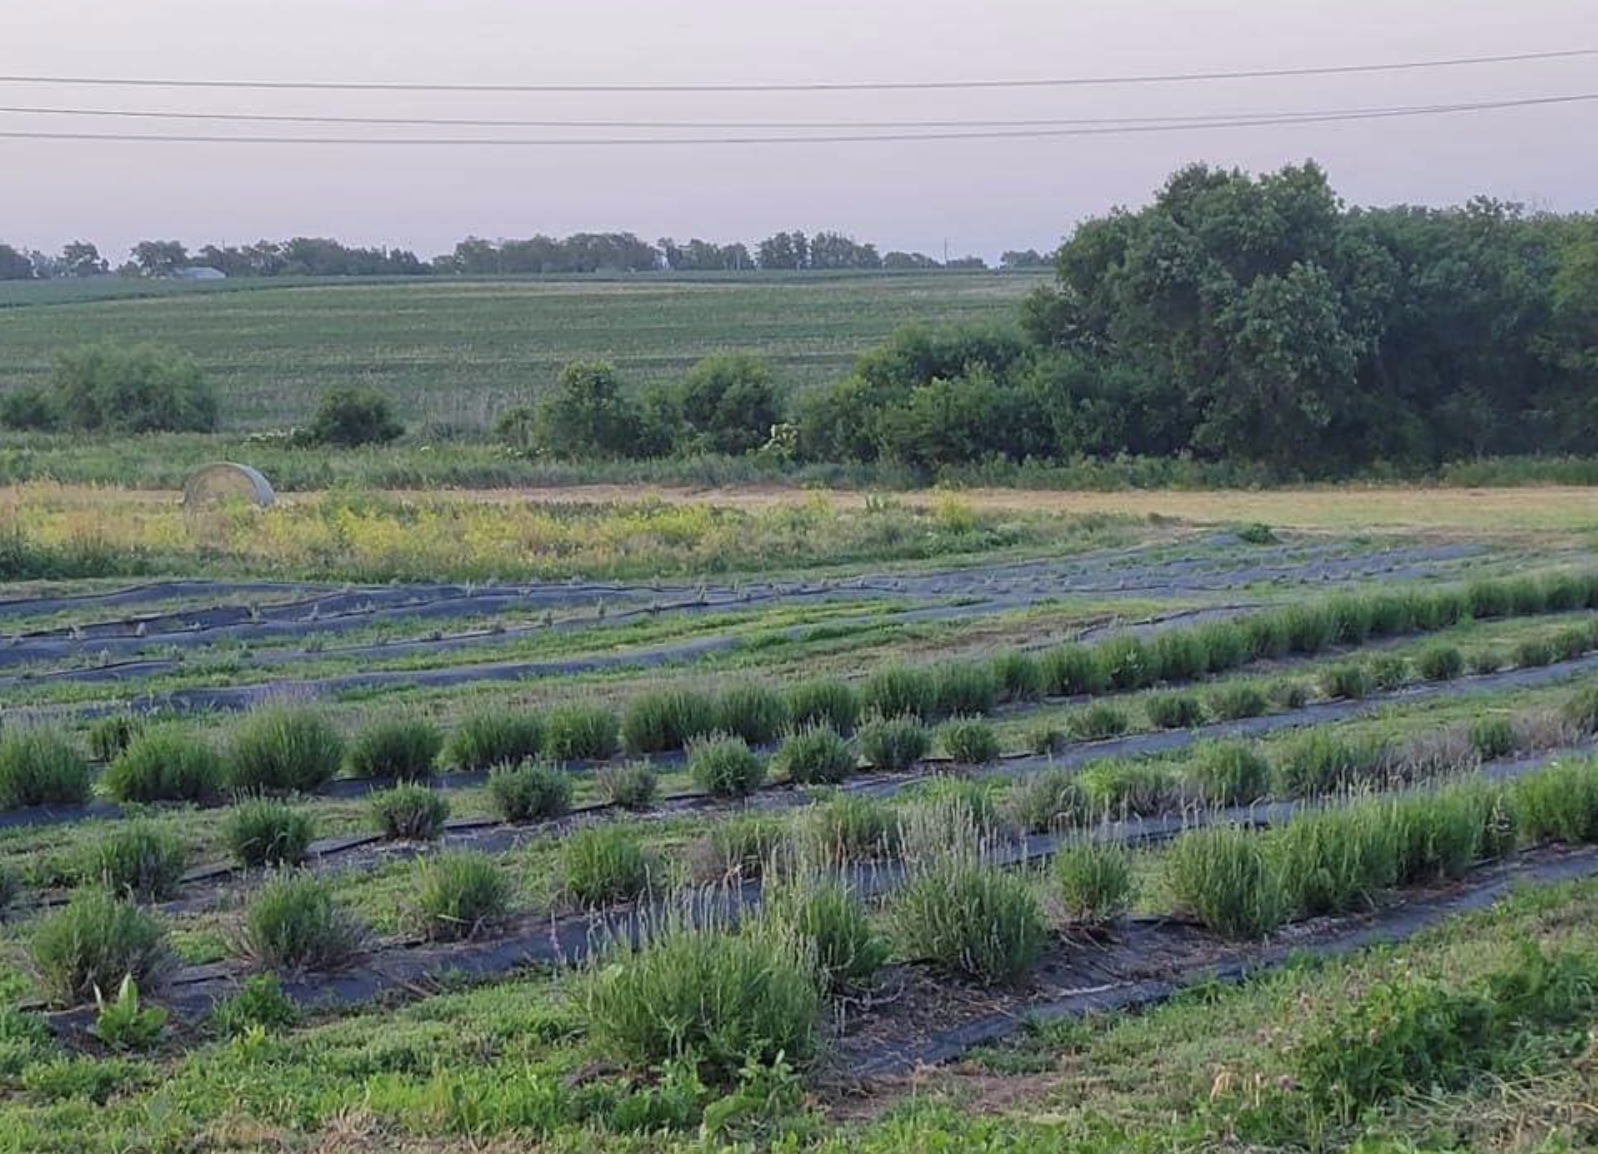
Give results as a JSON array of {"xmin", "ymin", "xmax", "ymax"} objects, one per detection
[
  {"xmin": 0, "ymin": 47, "xmax": 1591, "ymax": 94},
  {"xmin": 0, "ymin": 92, "xmax": 1591, "ymax": 145}
]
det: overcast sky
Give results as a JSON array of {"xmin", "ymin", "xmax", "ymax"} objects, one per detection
[{"xmin": 4, "ymin": 0, "xmax": 1595, "ymax": 261}]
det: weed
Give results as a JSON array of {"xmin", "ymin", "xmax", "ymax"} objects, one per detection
[
  {"xmin": 1366, "ymin": 654, "xmax": 1409, "ymax": 691},
  {"xmin": 1515, "ymin": 759, "xmax": 1598, "ymax": 845},
  {"xmin": 1512, "ymin": 638, "xmax": 1555, "ymax": 668},
  {"xmin": 210, "ymin": 973, "xmax": 297, "ymax": 1037},
  {"xmin": 487, "ymin": 760, "xmax": 572, "ymax": 823},
  {"xmin": 1094, "ymin": 635, "xmax": 1158, "ymax": 691},
  {"xmin": 1469, "ymin": 716, "xmax": 1518, "ymax": 759},
  {"xmin": 1565, "ymin": 685, "xmax": 1598, "ymax": 734},
  {"xmin": 1467, "ymin": 649, "xmax": 1507, "ymax": 675},
  {"xmin": 92, "ymin": 975, "xmax": 167, "ymax": 1052}
]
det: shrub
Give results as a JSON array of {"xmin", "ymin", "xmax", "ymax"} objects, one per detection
[
  {"xmin": 540, "ymin": 702, "xmax": 620, "ymax": 762},
  {"xmin": 932, "ymin": 662, "xmax": 998, "ymax": 717},
  {"xmin": 1163, "ymin": 826, "xmax": 1287, "ymax": 940},
  {"xmin": 0, "ymin": 726, "xmax": 92, "ymax": 809},
  {"xmin": 307, "ymin": 385, "xmax": 403, "ymax": 447},
  {"xmin": 1319, "ymin": 664, "xmax": 1371, "ymax": 701},
  {"xmin": 1415, "ymin": 645, "xmax": 1465, "ymax": 682},
  {"xmin": 671, "ymin": 352, "xmax": 782, "ymax": 455},
  {"xmin": 714, "ymin": 683, "xmax": 790, "ymax": 747},
  {"xmin": 1039, "ymin": 644, "xmax": 1108, "ymax": 696},
  {"xmin": 1076, "ymin": 759, "xmax": 1178, "ymax": 816},
  {"xmin": 87, "ymin": 715, "xmax": 143, "ymax": 762},
  {"xmin": 687, "ymin": 734, "xmax": 766, "ymax": 799},
  {"xmin": 784, "ymin": 679, "xmax": 860, "ymax": 735},
  {"xmin": 891, "ymin": 855, "xmax": 1046, "ymax": 984},
  {"xmin": 413, "ymin": 852, "xmax": 511, "ymax": 942},
  {"xmin": 860, "ymin": 664, "xmax": 938, "ymax": 721},
  {"xmin": 1393, "ymin": 783, "xmax": 1508, "ymax": 883},
  {"xmin": 103, "ymin": 727, "xmax": 224, "ymax": 803},
  {"xmin": 487, "ymin": 760, "xmax": 572, "ymax": 823},
  {"xmin": 939, "ymin": 718, "xmax": 1001, "ymax": 765},
  {"xmin": 79, "ymin": 823, "xmax": 187, "ymax": 901},
  {"xmin": 1186, "ymin": 741, "xmax": 1271, "ymax": 805},
  {"xmin": 1052, "ymin": 839, "xmax": 1134, "ymax": 924},
  {"xmin": 1144, "ymin": 692, "xmax": 1204, "ymax": 729},
  {"xmin": 1195, "ymin": 620, "xmax": 1252, "ymax": 674},
  {"xmin": 1271, "ymin": 804, "xmax": 1399, "ymax": 917},
  {"xmin": 585, "ymin": 919, "xmax": 820, "ymax": 1083},
  {"xmin": 223, "ymin": 799, "xmax": 314, "ymax": 867},
  {"xmin": 29, "ymin": 890, "xmax": 173, "ymax": 1007},
  {"xmin": 990, "ymin": 650, "xmax": 1043, "ymax": 702},
  {"xmin": 369, "ymin": 783, "xmax": 450, "ymax": 841},
  {"xmin": 621, "ymin": 688, "xmax": 719, "ymax": 754},
  {"xmin": 230, "ymin": 705, "xmax": 344, "ymax": 794},
  {"xmin": 1565, "ymin": 686, "xmax": 1598, "ymax": 734},
  {"xmin": 1094, "ymin": 635, "xmax": 1158, "ymax": 691},
  {"xmin": 1269, "ymin": 680, "xmax": 1310, "ymax": 709},
  {"xmin": 1151, "ymin": 630, "xmax": 1209, "ymax": 682},
  {"xmin": 594, "ymin": 762, "xmax": 658, "ymax": 810},
  {"xmin": 344, "ymin": 717, "xmax": 441, "ymax": 781},
  {"xmin": 1207, "ymin": 683, "xmax": 1267, "ymax": 721},
  {"xmin": 1551, "ymin": 626, "xmax": 1591, "ymax": 662},
  {"xmin": 1467, "ymin": 649, "xmax": 1507, "ymax": 675},
  {"xmin": 1281, "ymin": 604, "xmax": 1336, "ymax": 654},
  {"xmin": 1366, "ymin": 654, "xmax": 1409, "ymax": 691},
  {"xmin": 239, "ymin": 873, "xmax": 365, "ymax": 971},
  {"xmin": 1515, "ymin": 760, "xmax": 1598, "ymax": 845},
  {"xmin": 692, "ymin": 815, "xmax": 786, "ymax": 882},
  {"xmin": 857, "ymin": 715, "xmax": 931, "ymax": 771},
  {"xmin": 1236, "ymin": 522, "xmax": 1275, "ymax": 545},
  {"xmin": 771, "ymin": 725, "xmax": 854, "ymax": 785},
  {"xmin": 562, "ymin": 826, "xmax": 652, "ymax": 907},
  {"xmin": 1068, "ymin": 702, "xmax": 1130, "ymax": 740},
  {"xmin": 44, "ymin": 342, "xmax": 217, "ymax": 433},
  {"xmin": 800, "ymin": 793, "xmax": 898, "ymax": 860},
  {"xmin": 1003, "ymin": 767, "xmax": 1088, "ymax": 833},
  {"xmin": 1469, "ymin": 716, "xmax": 1518, "ymax": 759},
  {"xmin": 1326, "ymin": 596, "xmax": 1375, "ymax": 646},
  {"xmin": 441, "ymin": 710, "xmax": 542, "ymax": 772},
  {"xmin": 1273, "ymin": 731, "xmax": 1383, "ymax": 796},
  {"xmin": 1512, "ymin": 638, "xmax": 1555, "ymax": 668},
  {"xmin": 765, "ymin": 881, "xmax": 886, "ymax": 990},
  {"xmin": 1466, "ymin": 579, "xmax": 1512, "ymax": 619},
  {"xmin": 211, "ymin": 974, "xmax": 298, "ymax": 1037}
]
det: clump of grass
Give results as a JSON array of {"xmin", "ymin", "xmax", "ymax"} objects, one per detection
[
  {"xmin": 1366, "ymin": 654, "xmax": 1409, "ymax": 691},
  {"xmin": 1551, "ymin": 626, "xmax": 1592, "ymax": 662},
  {"xmin": 103, "ymin": 727, "xmax": 224, "ymax": 803},
  {"xmin": 621, "ymin": 688, "xmax": 719, "ymax": 754},
  {"xmin": 1512, "ymin": 638, "xmax": 1555, "ymax": 669},
  {"xmin": 562, "ymin": 825, "xmax": 652, "ymax": 907},
  {"xmin": 1281, "ymin": 604, "xmax": 1336, "ymax": 655},
  {"xmin": 939, "ymin": 717, "xmax": 1001, "ymax": 765},
  {"xmin": 223, "ymin": 798, "xmax": 314, "ymax": 868},
  {"xmin": 230, "ymin": 705, "xmax": 344, "ymax": 793},
  {"xmin": 1515, "ymin": 759, "xmax": 1598, "ymax": 845},
  {"xmin": 1151, "ymin": 630, "xmax": 1210, "ymax": 682},
  {"xmin": 771, "ymin": 724, "xmax": 854, "ymax": 785},
  {"xmin": 1236, "ymin": 522, "xmax": 1276, "ymax": 545},
  {"xmin": 1186, "ymin": 741, "xmax": 1272, "ymax": 806},
  {"xmin": 1052, "ymin": 839, "xmax": 1134, "ymax": 924},
  {"xmin": 687, "ymin": 734, "xmax": 766, "ymax": 799},
  {"xmin": 1393, "ymin": 782, "xmax": 1509, "ymax": 882},
  {"xmin": 1027, "ymin": 725, "xmax": 1068, "ymax": 755},
  {"xmin": 857, "ymin": 714, "xmax": 931, "ymax": 771},
  {"xmin": 594, "ymin": 762, "xmax": 658, "ymax": 810},
  {"xmin": 715, "ymin": 683, "xmax": 790, "ymax": 746},
  {"xmin": 239, "ymin": 873, "xmax": 365, "ymax": 971},
  {"xmin": 0, "ymin": 725, "xmax": 92, "ymax": 809},
  {"xmin": 991, "ymin": 650, "xmax": 1042, "ymax": 702},
  {"xmin": 1273, "ymin": 731, "xmax": 1383, "ymax": 796},
  {"xmin": 1270, "ymin": 804, "xmax": 1399, "ymax": 917},
  {"xmin": 487, "ymin": 760, "xmax": 572, "ymax": 823},
  {"xmin": 890, "ymin": 853, "xmax": 1046, "ymax": 984},
  {"xmin": 901, "ymin": 779, "xmax": 1009, "ymax": 844},
  {"xmin": 344, "ymin": 717, "xmax": 442, "ymax": 781},
  {"xmin": 1144, "ymin": 692, "xmax": 1204, "ymax": 730},
  {"xmin": 765, "ymin": 880, "xmax": 886, "ymax": 990},
  {"xmin": 1039, "ymin": 644, "xmax": 1108, "ymax": 696},
  {"xmin": 799, "ymin": 792, "xmax": 899, "ymax": 861},
  {"xmin": 1565, "ymin": 686, "xmax": 1598, "ymax": 734},
  {"xmin": 540, "ymin": 702, "xmax": 620, "ymax": 762},
  {"xmin": 1208, "ymin": 683, "xmax": 1267, "ymax": 720},
  {"xmin": 87, "ymin": 715, "xmax": 143, "ymax": 762},
  {"xmin": 1467, "ymin": 649, "xmax": 1506, "ymax": 675},
  {"xmin": 1415, "ymin": 645, "xmax": 1465, "ymax": 682},
  {"xmin": 210, "ymin": 973, "xmax": 297, "ymax": 1037},
  {"xmin": 1194, "ymin": 620, "xmax": 1251, "ymax": 673},
  {"xmin": 1068, "ymin": 702, "xmax": 1130, "ymax": 740},
  {"xmin": 413, "ymin": 852, "xmax": 511, "ymax": 942},
  {"xmin": 78, "ymin": 822, "xmax": 187, "ymax": 901},
  {"xmin": 1326, "ymin": 595, "xmax": 1375, "ymax": 646},
  {"xmin": 933, "ymin": 661, "xmax": 998, "ymax": 717},
  {"xmin": 1003, "ymin": 767, "xmax": 1088, "ymax": 833},
  {"xmin": 1094, "ymin": 635, "xmax": 1158, "ymax": 691},
  {"xmin": 785, "ymin": 678, "xmax": 860, "ymax": 735},
  {"xmin": 1076, "ymin": 759, "xmax": 1179, "ymax": 816},
  {"xmin": 691, "ymin": 814, "xmax": 786, "ymax": 882},
  {"xmin": 1164, "ymin": 825, "xmax": 1287, "ymax": 940},
  {"xmin": 1319, "ymin": 664, "xmax": 1371, "ymax": 701},
  {"xmin": 440, "ymin": 710, "xmax": 542, "ymax": 772},
  {"xmin": 860, "ymin": 664, "xmax": 938, "ymax": 721},
  {"xmin": 1469, "ymin": 716, "xmax": 1518, "ymax": 759},
  {"xmin": 29, "ymin": 890, "xmax": 173, "ymax": 1007},
  {"xmin": 584, "ymin": 916, "xmax": 820, "ymax": 1083},
  {"xmin": 1269, "ymin": 680, "xmax": 1311, "ymax": 709},
  {"xmin": 368, "ymin": 783, "xmax": 449, "ymax": 841}
]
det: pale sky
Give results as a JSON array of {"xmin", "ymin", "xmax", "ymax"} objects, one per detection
[{"xmin": 3, "ymin": 0, "xmax": 1595, "ymax": 261}]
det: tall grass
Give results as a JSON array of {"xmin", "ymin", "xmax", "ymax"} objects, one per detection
[
  {"xmin": 860, "ymin": 664, "xmax": 939, "ymax": 721},
  {"xmin": 440, "ymin": 710, "xmax": 542, "ymax": 772},
  {"xmin": 1052, "ymin": 839, "xmax": 1135, "ymax": 924},
  {"xmin": 785, "ymin": 678, "xmax": 860, "ymax": 735},
  {"xmin": 562, "ymin": 825, "xmax": 653, "ymax": 907},
  {"xmin": 344, "ymin": 717, "xmax": 442, "ymax": 781},
  {"xmin": 413, "ymin": 852, "xmax": 511, "ymax": 942},
  {"xmin": 0, "ymin": 725, "xmax": 92, "ymax": 809},
  {"xmin": 715, "ymin": 683, "xmax": 790, "ymax": 746},
  {"xmin": 891, "ymin": 850, "xmax": 1047, "ymax": 984},
  {"xmin": 621, "ymin": 688, "xmax": 719, "ymax": 754},
  {"xmin": 29, "ymin": 890, "xmax": 174, "ymax": 1007},
  {"xmin": 230, "ymin": 704, "xmax": 344, "ymax": 793},
  {"xmin": 1164, "ymin": 825, "xmax": 1287, "ymax": 940},
  {"xmin": 764, "ymin": 879, "xmax": 886, "ymax": 991},
  {"xmin": 103, "ymin": 727, "xmax": 224, "ymax": 803},
  {"xmin": 540, "ymin": 702, "xmax": 620, "ymax": 762}
]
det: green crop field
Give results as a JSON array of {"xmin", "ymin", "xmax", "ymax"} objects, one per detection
[{"xmin": 0, "ymin": 270, "xmax": 1044, "ymax": 429}]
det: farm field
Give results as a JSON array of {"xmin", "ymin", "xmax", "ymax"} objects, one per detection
[
  {"xmin": 1, "ymin": 477, "xmax": 1598, "ymax": 1152},
  {"xmin": 0, "ymin": 271, "xmax": 1043, "ymax": 429}
]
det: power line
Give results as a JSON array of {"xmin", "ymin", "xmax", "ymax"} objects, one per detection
[
  {"xmin": 0, "ymin": 92, "xmax": 1590, "ymax": 146},
  {"xmin": 0, "ymin": 47, "xmax": 1591, "ymax": 94}
]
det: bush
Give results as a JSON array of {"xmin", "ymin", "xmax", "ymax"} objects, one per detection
[
  {"xmin": 991, "ymin": 650, "xmax": 1043, "ymax": 702},
  {"xmin": 1164, "ymin": 826, "xmax": 1287, "ymax": 940},
  {"xmin": 487, "ymin": 760, "xmax": 572, "ymax": 823},
  {"xmin": 800, "ymin": 793, "xmax": 898, "ymax": 860},
  {"xmin": 1144, "ymin": 692, "xmax": 1204, "ymax": 729},
  {"xmin": 860, "ymin": 664, "xmax": 939, "ymax": 721},
  {"xmin": 1207, "ymin": 683, "xmax": 1267, "ymax": 720},
  {"xmin": 1319, "ymin": 664, "xmax": 1371, "ymax": 701},
  {"xmin": 79, "ymin": 823, "xmax": 187, "ymax": 901},
  {"xmin": 230, "ymin": 705, "xmax": 343, "ymax": 794},
  {"xmin": 857, "ymin": 715, "xmax": 931, "ymax": 771},
  {"xmin": 307, "ymin": 386, "xmax": 403, "ymax": 447},
  {"xmin": 211, "ymin": 974, "xmax": 298, "ymax": 1037},
  {"xmin": 540, "ymin": 702, "xmax": 620, "ymax": 762},
  {"xmin": 1151, "ymin": 630, "xmax": 1209, "ymax": 682},
  {"xmin": 1068, "ymin": 702, "xmax": 1130, "ymax": 740},
  {"xmin": 441, "ymin": 711, "xmax": 542, "ymax": 772},
  {"xmin": 1094, "ymin": 635, "xmax": 1158, "ymax": 691},
  {"xmin": 1076, "ymin": 759, "xmax": 1178, "ymax": 816},
  {"xmin": 1195, "ymin": 620, "xmax": 1252, "ymax": 674},
  {"xmin": 1467, "ymin": 649, "xmax": 1507, "ymax": 675},
  {"xmin": 715, "ymin": 683, "xmax": 790, "ymax": 746},
  {"xmin": 1052, "ymin": 839, "xmax": 1134, "ymax": 924},
  {"xmin": 891, "ymin": 855, "xmax": 1046, "ymax": 984},
  {"xmin": 771, "ymin": 725, "xmax": 854, "ymax": 785},
  {"xmin": 765, "ymin": 881, "xmax": 886, "ymax": 990},
  {"xmin": 343, "ymin": 717, "xmax": 441, "ymax": 781},
  {"xmin": 1469, "ymin": 716, "xmax": 1518, "ymax": 759},
  {"xmin": 1003, "ymin": 767, "xmax": 1088, "ymax": 833},
  {"xmin": 1280, "ymin": 604, "xmax": 1336, "ymax": 654},
  {"xmin": 1415, "ymin": 645, "xmax": 1465, "ymax": 682},
  {"xmin": 594, "ymin": 762, "xmax": 658, "ymax": 810},
  {"xmin": 1273, "ymin": 731, "xmax": 1382, "ymax": 796},
  {"xmin": 669, "ymin": 352, "xmax": 783, "ymax": 456},
  {"xmin": 1186, "ymin": 741, "xmax": 1271, "ymax": 805},
  {"xmin": 692, "ymin": 814, "xmax": 786, "ymax": 882},
  {"xmin": 223, "ymin": 799, "xmax": 314, "ymax": 867},
  {"xmin": 688, "ymin": 734, "xmax": 767, "ymax": 799},
  {"xmin": 1515, "ymin": 760, "xmax": 1598, "ymax": 845},
  {"xmin": 1236, "ymin": 522, "xmax": 1276, "ymax": 545},
  {"xmin": 0, "ymin": 726, "xmax": 92, "ymax": 809},
  {"xmin": 1366, "ymin": 654, "xmax": 1409, "ymax": 691},
  {"xmin": 369, "ymin": 783, "xmax": 449, "ymax": 841},
  {"xmin": 784, "ymin": 679, "xmax": 860, "ymax": 735},
  {"xmin": 585, "ymin": 920, "xmax": 820, "ymax": 1083},
  {"xmin": 1393, "ymin": 782, "xmax": 1510, "ymax": 882},
  {"xmin": 413, "ymin": 852, "xmax": 511, "ymax": 942},
  {"xmin": 1269, "ymin": 680, "xmax": 1310, "ymax": 709},
  {"xmin": 1271, "ymin": 803, "xmax": 1399, "ymax": 917},
  {"xmin": 1039, "ymin": 644, "xmax": 1108, "ymax": 696},
  {"xmin": 932, "ymin": 662, "xmax": 998, "ymax": 717},
  {"xmin": 103, "ymin": 727, "xmax": 225, "ymax": 803},
  {"xmin": 1512, "ymin": 638, "xmax": 1555, "ymax": 668},
  {"xmin": 939, "ymin": 718, "xmax": 1001, "ymax": 765},
  {"xmin": 240, "ymin": 873, "xmax": 365, "ymax": 971},
  {"xmin": 621, "ymin": 688, "xmax": 719, "ymax": 754},
  {"xmin": 1551, "ymin": 626, "xmax": 1591, "ymax": 662},
  {"xmin": 87, "ymin": 715, "xmax": 143, "ymax": 762},
  {"xmin": 29, "ymin": 890, "xmax": 173, "ymax": 1007},
  {"xmin": 1565, "ymin": 686, "xmax": 1598, "ymax": 734},
  {"xmin": 41, "ymin": 342, "xmax": 217, "ymax": 433},
  {"xmin": 563, "ymin": 826, "xmax": 653, "ymax": 908}
]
